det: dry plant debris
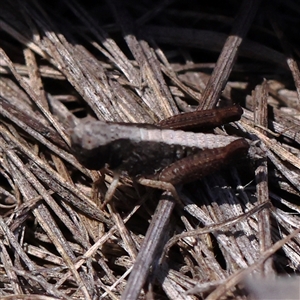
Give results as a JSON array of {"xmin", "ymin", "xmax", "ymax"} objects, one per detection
[{"xmin": 1, "ymin": 0, "xmax": 300, "ymax": 299}]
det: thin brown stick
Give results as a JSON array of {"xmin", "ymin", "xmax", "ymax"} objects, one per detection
[
  {"xmin": 198, "ymin": 0, "xmax": 262, "ymax": 109},
  {"xmin": 121, "ymin": 194, "xmax": 175, "ymax": 300}
]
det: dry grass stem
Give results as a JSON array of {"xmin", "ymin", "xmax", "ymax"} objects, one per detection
[{"xmin": 1, "ymin": 1, "xmax": 300, "ymax": 299}]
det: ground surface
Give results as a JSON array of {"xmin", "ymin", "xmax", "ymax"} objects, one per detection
[{"xmin": 1, "ymin": 1, "xmax": 300, "ymax": 299}]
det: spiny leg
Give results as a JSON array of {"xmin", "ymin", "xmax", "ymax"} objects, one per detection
[
  {"xmin": 158, "ymin": 105, "xmax": 243, "ymax": 131},
  {"xmin": 101, "ymin": 173, "xmax": 120, "ymax": 209},
  {"xmin": 137, "ymin": 140, "xmax": 249, "ymax": 206},
  {"xmin": 137, "ymin": 178, "xmax": 182, "ymax": 206},
  {"xmin": 158, "ymin": 139, "xmax": 249, "ymax": 185}
]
